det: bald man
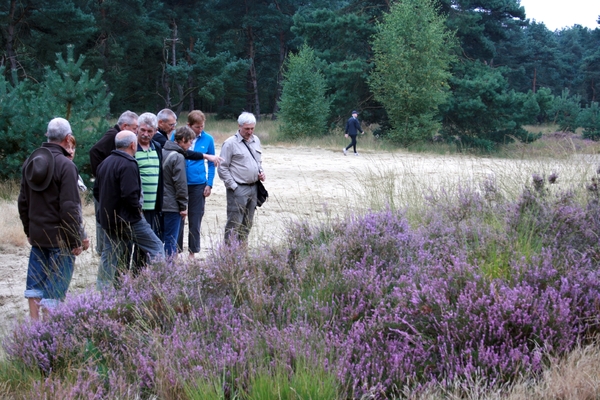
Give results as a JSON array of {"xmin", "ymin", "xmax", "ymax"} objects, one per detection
[{"xmin": 93, "ymin": 130, "xmax": 164, "ymax": 290}]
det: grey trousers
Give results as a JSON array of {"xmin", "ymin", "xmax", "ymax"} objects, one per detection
[{"xmin": 224, "ymin": 184, "xmax": 257, "ymax": 244}]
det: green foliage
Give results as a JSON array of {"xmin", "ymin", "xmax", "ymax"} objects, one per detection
[
  {"xmin": 534, "ymin": 87, "xmax": 555, "ymax": 124},
  {"xmin": 244, "ymin": 362, "xmax": 339, "ymax": 399},
  {"xmin": 187, "ymin": 42, "xmax": 250, "ymax": 118},
  {"xmin": 0, "ymin": 46, "xmax": 111, "ymax": 181},
  {"xmin": 441, "ymin": 61, "xmax": 541, "ymax": 151},
  {"xmin": 291, "ymin": 4, "xmax": 383, "ymax": 124},
  {"xmin": 369, "ymin": 0, "xmax": 456, "ymax": 145},
  {"xmin": 578, "ymin": 102, "xmax": 600, "ymax": 140},
  {"xmin": 550, "ymin": 89, "xmax": 582, "ymax": 133},
  {"xmin": 277, "ymin": 44, "xmax": 330, "ymax": 139}
]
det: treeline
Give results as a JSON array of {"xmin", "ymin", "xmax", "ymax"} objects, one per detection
[{"xmin": 1, "ymin": 0, "xmax": 600, "ymax": 152}]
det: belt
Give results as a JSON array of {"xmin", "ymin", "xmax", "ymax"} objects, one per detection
[{"xmin": 236, "ymin": 181, "xmax": 256, "ymax": 186}]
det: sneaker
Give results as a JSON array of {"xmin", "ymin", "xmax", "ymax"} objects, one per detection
[
  {"xmin": 354, "ymin": 152, "xmax": 359, "ymax": 156},
  {"xmin": 343, "ymin": 148, "xmax": 347, "ymax": 156}
]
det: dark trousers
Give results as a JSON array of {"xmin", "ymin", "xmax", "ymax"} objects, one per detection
[
  {"xmin": 345, "ymin": 134, "xmax": 357, "ymax": 153},
  {"xmin": 132, "ymin": 209, "xmax": 162, "ymax": 275},
  {"xmin": 178, "ymin": 184, "xmax": 206, "ymax": 253}
]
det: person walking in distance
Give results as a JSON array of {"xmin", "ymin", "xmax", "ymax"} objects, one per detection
[
  {"xmin": 218, "ymin": 112, "xmax": 266, "ymax": 244},
  {"xmin": 343, "ymin": 110, "xmax": 364, "ymax": 156},
  {"xmin": 18, "ymin": 118, "xmax": 88, "ymax": 319}
]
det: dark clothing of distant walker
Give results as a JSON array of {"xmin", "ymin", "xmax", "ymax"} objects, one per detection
[
  {"xmin": 345, "ymin": 115, "xmax": 363, "ymax": 154},
  {"xmin": 18, "ymin": 142, "xmax": 84, "ymax": 308}
]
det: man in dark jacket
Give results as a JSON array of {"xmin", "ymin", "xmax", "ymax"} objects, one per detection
[
  {"xmin": 89, "ymin": 110, "xmax": 139, "ymax": 177},
  {"xmin": 152, "ymin": 108, "xmax": 177, "ymax": 146},
  {"xmin": 89, "ymin": 110, "xmax": 139, "ymax": 256},
  {"xmin": 18, "ymin": 118, "xmax": 88, "ymax": 319},
  {"xmin": 343, "ymin": 110, "xmax": 364, "ymax": 156},
  {"xmin": 94, "ymin": 130, "xmax": 164, "ymax": 290}
]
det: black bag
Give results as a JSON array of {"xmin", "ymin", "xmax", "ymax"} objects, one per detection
[{"xmin": 256, "ymin": 180, "xmax": 268, "ymax": 207}]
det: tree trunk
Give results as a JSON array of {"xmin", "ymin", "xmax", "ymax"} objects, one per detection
[
  {"xmin": 246, "ymin": 26, "xmax": 260, "ymax": 119},
  {"xmin": 271, "ymin": 30, "xmax": 286, "ymax": 119},
  {"xmin": 6, "ymin": 0, "xmax": 19, "ymax": 84}
]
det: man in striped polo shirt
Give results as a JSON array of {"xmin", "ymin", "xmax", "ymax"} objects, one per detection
[{"xmin": 134, "ymin": 112, "xmax": 164, "ymax": 272}]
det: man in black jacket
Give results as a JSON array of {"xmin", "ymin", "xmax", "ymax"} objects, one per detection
[
  {"xmin": 343, "ymin": 110, "xmax": 364, "ymax": 156},
  {"xmin": 152, "ymin": 108, "xmax": 177, "ymax": 146},
  {"xmin": 89, "ymin": 110, "xmax": 139, "ymax": 256},
  {"xmin": 94, "ymin": 130, "xmax": 164, "ymax": 290},
  {"xmin": 89, "ymin": 111, "xmax": 139, "ymax": 177}
]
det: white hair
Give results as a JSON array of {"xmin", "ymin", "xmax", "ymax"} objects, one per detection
[{"xmin": 46, "ymin": 118, "xmax": 72, "ymax": 142}]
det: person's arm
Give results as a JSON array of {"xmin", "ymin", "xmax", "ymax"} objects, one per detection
[
  {"xmin": 17, "ymin": 177, "xmax": 30, "ymax": 238},
  {"xmin": 89, "ymin": 132, "xmax": 115, "ymax": 177},
  {"xmin": 173, "ymin": 155, "xmax": 188, "ymax": 212},
  {"xmin": 184, "ymin": 149, "xmax": 204, "ymax": 160},
  {"xmin": 58, "ymin": 162, "xmax": 84, "ymax": 249},
  {"xmin": 217, "ymin": 141, "xmax": 236, "ymax": 190},
  {"xmin": 120, "ymin": 164, "xmax": 143, "ymax": 213}
]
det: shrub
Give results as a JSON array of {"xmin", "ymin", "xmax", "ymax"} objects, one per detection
[
  {"xmin": 3, "ymin": 179, "xmax": 600, "ymax": 398},
  {"xmin": 579, "ymin": 101, "xmax": 600, "ymax": 140},
  {"xmin": 277, "ymin": 44, "xmax": 330, "ymax": 139}
]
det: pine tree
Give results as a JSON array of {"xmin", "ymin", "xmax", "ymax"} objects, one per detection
[
  {"xmin": 0, "ymin": 45, "xmax": 112, "ymax": 181},
  {"xmin": 277, "ymin": 44, "xmax": 330, "ymax": 139},
  {"xmin": 369, "ymin": 0, "xmax": 456, "ymax": 144}
]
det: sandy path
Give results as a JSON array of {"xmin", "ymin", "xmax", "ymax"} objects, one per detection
[{"xmin": 2, "ymin": 144, "xmax": 598, "ymax": 336}]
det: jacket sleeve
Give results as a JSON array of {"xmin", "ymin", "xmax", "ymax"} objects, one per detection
[
  {"xmin": 173, "ymin": 155, "xmax": 188, "ymax": 211},
  {"xmin": 58, "ymin": 162, "xmax": 84, "ymax": 248},
  {"xmin": 17, "ymin": 175, "xmax": 30, "ymax": 238},
  {"xmin": 120, "ymin": 164, "xmax": 143, "ymax": 213},
  {"xmin": 217, "ymin": 140, "xmax": 236, "ymax": 190},
  {"xmin": 89, "ymin": 129, "xmax": 116, "ymax": 177},
  {"xmin": 185, "ymin": 149, "xmax": 204, "ymax": 160},
  {"xmin": 207, "ymin": 138, "xmax": 216, "ymax": 187}
]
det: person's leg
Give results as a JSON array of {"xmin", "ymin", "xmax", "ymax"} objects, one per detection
[
  {"xmin": 133, "ymin": 210, "xmax": 159, "ymax": 273},
  {"xmin": 43, "ymin": 247, "xmax": 75, "ymax": 305},
  {"xmin": 163, "ymin": 211, "xmax": 181, "ymax": 259},
  {"xmin": 94, "ymin": 197, "xmax": 105, "ymax": 256},
  {"xmin": 24, "ymin": 246, "xmax": 47, "ymax": 320},
  {"xmin": 97, "ymin": 231, "xmax": 125, "ymax": 291},
  {"xmin": 187, "ymin": 184, "xmax": 206, "ymax": 255},
  {"xmin": 351, "ymin": 135, "xmax": 357, "ymax": 153},
  {"xmin": 240, "ymin": 185, "xmax": 258, "ymax": 241},
  {"xmin": 345, "ymin": 140, "xmax": 353, "ymax": 151},
  {"xmin": 225, "ymin": 186, "xmax": 251, "ymax": 244},
  {"xmin": 131, "ymin": 218, "xmax": 165, "ymax": 264}
]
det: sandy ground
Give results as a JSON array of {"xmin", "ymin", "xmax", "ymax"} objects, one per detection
[{"xmin": 2, "ymin": 143, "xmax": 599, "ymax": 338}]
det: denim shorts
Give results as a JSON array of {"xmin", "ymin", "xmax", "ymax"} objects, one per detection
[{"xmin": 24, "ymin": 246, "xmax": 75, "ymax": 308}]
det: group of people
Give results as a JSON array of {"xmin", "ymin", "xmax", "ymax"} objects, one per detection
[{"xmin": 18, "ymin": 110, "xmax": 266, "ymax": 319}]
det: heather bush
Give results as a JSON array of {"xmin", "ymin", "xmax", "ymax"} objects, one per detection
[{"xmin": 3, "ymin": 175, "xmax": 600, "ymax": 398}]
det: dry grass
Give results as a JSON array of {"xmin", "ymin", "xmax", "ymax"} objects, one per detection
[
  {"xmin": 0, "ymin": 201, "xmax": 27, "ymax": 248},
  {"xmin": 409, "ymin": 341, "xmax": 600, "ymax": 399}
]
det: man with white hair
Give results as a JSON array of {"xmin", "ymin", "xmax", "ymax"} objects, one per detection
[
  {"xmin": 94, "ymin": 130, "xmax": 165, "ymax": 290},
  {"xmin": 18, "ymin": 117, "xmax": 88, "ymax": 319},
  {"xmin": 218, "ymin": 112, "xmax": 266, "ymax": 243}
]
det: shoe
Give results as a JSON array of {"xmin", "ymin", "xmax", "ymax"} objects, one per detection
[
  {"xmin": 354, "ymin": 152, "xmax": 359, "ymax": 156},
  {"xmin": 343, "ymin": 148, "xmax": 347, "ymax": 156}
]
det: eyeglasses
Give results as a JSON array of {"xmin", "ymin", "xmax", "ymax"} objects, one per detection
[{"xmin": 168, "ymin": 123, "xmax": 176, "ymax": 128}]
